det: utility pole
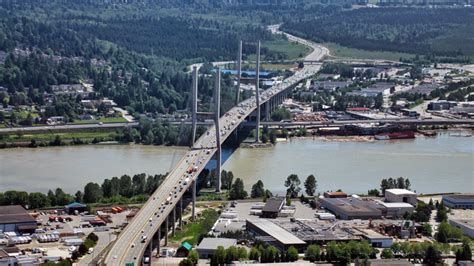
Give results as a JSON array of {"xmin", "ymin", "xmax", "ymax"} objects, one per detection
[
  {"xmin": 236, "ymin": 40, "xmax": 242, "ymax": 105},
  {"xmin": 255, "ymin": 41, "xmax": 261, "ymax": 143},
  {"xmin": 215, "ymin": 67, "xmax": 222, "ymax": 193},
  {"xmin": 191, "ymin": 66, "xmax": 198, "ymax": 146}
]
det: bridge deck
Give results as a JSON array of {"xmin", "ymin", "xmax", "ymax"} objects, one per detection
[{"xmin": 104, "ymin": 65, "xmax": 322, "ymax": 265}]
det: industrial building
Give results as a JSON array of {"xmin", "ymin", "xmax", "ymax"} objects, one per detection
[
  {"xmin": 273, "ymin": 219, "xmax": 360, "ymax": 245},
  {"xmin": 261, "ymin": 197, "xmax": 285, "ymax": 218},
  {"xmin": 355, "ymin": 229, "xmax": 393, "ymax": 248},
  {"xmin": 319, "ymin": 197, "xmax": 383, "ymax": 220},
  {"xmin": 196, "ymin": 238, "xmax": 237, "ymax": 259},
  {"xmin": 0, "ymin": 205, "xmax": 37, "ymax": 233},
  {"xmin": 442, "ymin": 194, "xmax": 474, "ymax": 209},
  {"xmin": 428, "ymin": 100, "xmax": 457, "ymax": 111},
  {"xmin": 449, "ymin": 219, "xmax": 474, "ymax": 239},
  {"xmin": 246, "ymin": 219, "xmax": 307, "ymax": 251},
  {"xmin": 384, "ymin": 189, "xmax": 417, "ymax": 206},
  {"xmin": 375, "ymin": 201, "xmax": 415, "ymax": 218}
]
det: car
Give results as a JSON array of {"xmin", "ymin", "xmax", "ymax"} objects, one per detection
[
  {"xmin": 149, "ymin": 218, "xmax": 152, "ymax": 222},
  {"xmin": 88, "ymin": 248, "xmax": 94, "ymax": 254},
  {"xmin": 131, "ymin": 243, "xmax": 135, "ymax": 248}
]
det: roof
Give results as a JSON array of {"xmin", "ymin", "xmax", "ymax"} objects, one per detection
[
  {"xmin": 377, "ymin": 201, "xmax": 414, "ymax": 208},
  {"xmin": 319, "ymin": 198, "xmax": 382, "ymax": 216},
  {"xmin": 359, "ymin": 229, "xmax": 392, "ymax": 240},
  {"xmin": 385, "ymin": 189, "xmax": 416, "ymax": 195},
  {"xmin": 180, "ymin": 242, "xmax": 193, "ymax": 251},
  {"xmin": 449, "ymin": 219, "xmax": 474, "ymax": 229},
  {"xmin": 262, "ymin": 198, "xmax": 284, "ymax": 213},
  {"xmin": 443, "ymin": 194, "xmax": 474, "ymax": 201},
  {"xmin": 325, "ymin": 191, "xmax": 347, "ymax": 197},
  {"xmin": 247, "ymin": 219, "xmax": 306, "ymax": 245},
  {"xmin": 65, "ymin": 202, "xmax": 87, "ymax": 208},
  {"xmin": 196, "ymin": 238, "xmax": 236, "ymax": 251},
  {"xmin": 0, "ymin": 205, "xmax": 36, "ymax": 224}
]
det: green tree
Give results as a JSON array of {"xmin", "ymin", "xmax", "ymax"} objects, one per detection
[
  {"xmin": 286, "ymin": 246, "xmax": 299, "ymax": 262},
  {"xmin": 55, "ymin": 188, "xmax": 71, "ymax": 206},
  {"xmin": 436, "ymin": 201, "xmax": 448, "ymax": 222},
  {"xmin": 83, "ymin": 182, "xmax": 103, "ymax": 203},
  {"xmin": 304, "ymin": 244, "xmax": 320, "ymax": 262},
  {"xmin": 28, "ymin": 192, "xmax": 50, "ymax": 208},
  {"xmin": 179, "ymin": 258, "xmax": 193, "ymax": 266},
  {"xmin": 119, "ymin": 175, "xmax": 132, "ymax": 197},
  {"xmin": 381, "ymin": 248, "xmax": 393, "ymax": 259},
  {"xmin": 249, "ymin": 247, "xmax": 260, "ymax": 261},
  {"xmin": 436, "ymin": 221, "xmax": 450, "ymax": 243},
  {"xmin": 74, "ymin": 191, "xmax": 83, "ymax": 202},
  {"xmin": 188, "ymin": 250, "xmax": 199, "ymax": 265},
  {"xmin": 225, "ymin": 246, "xmax": 239, "ymax": 263},
  {"xmin": 424, "ymin": 245, "xmax": 442, "ymax": 265},
  {"xmin": 304, "ymin": 174, "xmax": 317, "ymax": 196},
  {"xmin": 251, "ymin": 180, "xmax": 265, "ymax": 198},
  {"xmin": 212, "ymin": 246, "xmax": 226, "ymax": 266},
  {"xmin": 367, "ymin": 189, "xmax": 380, "ymax": 197},
  {"xmin": 237, "ymin": 247, "xmax": 248, "ymax": 261},
  {"xmin": 461, "ymin": 241, "xmax": 472, "ymax": 261},
  {"xmin": 285, "ymin": 174, "xmax": 301, "ymax": 198},
  {"xmin": 421, "ymin": 223, "xmax": 432, "ymax": 237},
  {"xmin": 229, "ymin": 178, "xmax": 247, "ymax": 200}
]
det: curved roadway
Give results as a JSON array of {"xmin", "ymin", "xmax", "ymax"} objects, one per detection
[{"xmin": 104, "ymin": 29, "xmax": 327, "ymax": 266}]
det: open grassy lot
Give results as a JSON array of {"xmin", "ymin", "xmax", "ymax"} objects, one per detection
[
  {"xmin": 1, "ymin": 130, "xmax": 117, "ymax": 143},
  {"xmin": 324, "ymin": 42, "xmax": 416, "ymax": 62},
  {"xmin": 170, "ymin": 209, "xmax": 219, "ymax": 245},
  {"xmin": 72, "ymin": 116, "xmax": 128, "ymax": 124}
]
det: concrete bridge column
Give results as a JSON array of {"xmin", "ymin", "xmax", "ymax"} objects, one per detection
[
  {"xmin": 192, "ymin": 180, "xmax": 196, "ymax": 221},
  {"xmin": 148, "ymin": 239, "xmax": 153, "ymax": 259},
  {"xmin": 157, "ymin": 225, "xmax": 161, "ymax": 257},
  {"xmin": 165, "ymin": 216, "xmax": 169, "ymax": 246},
  {"xmin": 265, "ymin": 101, "xmax": 270, "ymax": 121},
  {"xmin": 179, "ymin": 198, "xmax": 183, "ymax": 227},
  {"xmin": 172, "ymin": 207, "xmax": 176, "ymax": 236}
]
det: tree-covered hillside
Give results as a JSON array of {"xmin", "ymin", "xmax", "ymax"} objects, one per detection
[{"xmin": 282, "ymin": 7, "xmax": 474, "ymax": 62}]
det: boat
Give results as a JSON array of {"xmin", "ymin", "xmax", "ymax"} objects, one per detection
[{"xmin": 374, "ymin": 131, "xmax": 415, "ymax": 140}]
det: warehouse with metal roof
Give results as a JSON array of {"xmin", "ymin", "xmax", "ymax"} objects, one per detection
[
  {"xmin": 246, "ymin": 219, "xmax": 306, "ymax": 251},
  {"xmin": 0, "ymin": 205, "xmax": 37, "ymax": 233}
]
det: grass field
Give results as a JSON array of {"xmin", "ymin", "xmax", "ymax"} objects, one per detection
[
  {"xmin": 170, "ymin": 209, "xmax": 219, "ymax": 245},
  {"xmin": 1, "ymin": 130, "xmax": 117, "ymax": 143},
  {"xmin": 72, "ymin": 117, "xmax": 128, "ymax": 124},
  {"xmin": 324, "ymin": 42, "xmax": 416, "ymax": 62}
]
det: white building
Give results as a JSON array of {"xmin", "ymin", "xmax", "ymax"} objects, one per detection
[{"xmin": 385, "ymin": 189, "xmax": 417, "ymax": 206}]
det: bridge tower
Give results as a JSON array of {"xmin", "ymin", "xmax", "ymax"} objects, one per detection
[
  {"xmin": 215, "ymin": 67, "xmax": 222, "ymax": 192},
  {"xmin": 236, "ymin": 40, "xmax": 242, "ymax": 105},
  {"xmin": 255, "ymin": 41, "xmax": 261, "ymax": 143},
  {"xmin": 191, "ymin": 66, "xmax": 198, "ymax": 146}
]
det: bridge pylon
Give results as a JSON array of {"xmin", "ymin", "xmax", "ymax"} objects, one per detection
[
  {"xmin": 215, "ymin": 67, "xmax": 222, "ymax": 193},
  {"xmin": 255, "ymin": 41, "xmax": 261, "ymax": 143}
]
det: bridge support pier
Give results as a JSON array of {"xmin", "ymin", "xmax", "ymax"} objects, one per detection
[
  {"xmin": 165, "ymin": 216, "xmax": 169, "ymax": 246},
  {"xmin": 192, "ymin": 180, "xmax": 196, "ymax": 221},
  {"xmin": 157, "ymin": 225, "xmax": 161, "ymax": 257},
  {"xmin": 215, "ymin": 67, "xmax": 222, "ymax": 193},
  {"xmin": 179, "ymin": 198, "xmax": 183, "ymax": 227},
  {"xmin": 172, "ymin": 207, "xmax": 176, "ymax": 236},
  {"xmin": 148, "ymin": 238, "xmax": 153, "ymax": 258}
]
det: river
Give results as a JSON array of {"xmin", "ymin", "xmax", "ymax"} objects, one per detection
[{"xmin": 1, "ymin": 131, "xmax": 472, "ymax": 194}]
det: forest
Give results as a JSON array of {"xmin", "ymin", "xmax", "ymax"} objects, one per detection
[{"xmin": 282, "ymin": 7, "xmax": 474, "ymax": 62}]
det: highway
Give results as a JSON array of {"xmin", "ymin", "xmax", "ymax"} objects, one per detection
[{"xmin": 103, "ymin": 59, "xmax": 324, "ymax": 266}]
